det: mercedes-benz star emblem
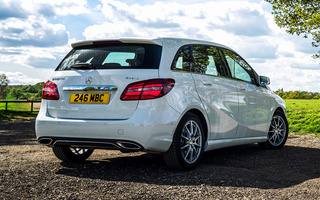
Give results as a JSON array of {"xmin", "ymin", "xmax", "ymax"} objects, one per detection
[{"xmin": 85, "ymin": 76, "xmax": 92, "ymax": 85}]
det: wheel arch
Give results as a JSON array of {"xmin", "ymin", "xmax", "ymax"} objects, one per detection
[
  {"xmin": 185, "ymin": 108, "xmax": 209, "ymax": 142},
  {"xmin": 274, "ymin": 106, "xmax": 286, "ymax": 116}
]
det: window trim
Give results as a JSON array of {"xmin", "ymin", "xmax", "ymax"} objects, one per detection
[
  {"xmin": 189, "ymin": 45, "xmax": 228, "ymax": 77},
  {"xmin": 219, "ymin": 47, "xmax": 259, "ymax": 86},
  {"xmin": 171, "ymin": 44, "xmax": 229, "ymax": 78},
  {"xmin": 170, "ymin": 45, "xmax": 192, "ymax": 72}
]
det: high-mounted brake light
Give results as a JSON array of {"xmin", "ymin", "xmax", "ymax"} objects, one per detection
[
  {"xmin": 92, "ymin": 40, "xmax": 123, "ymax": 45},
  {"xmin": 42, "ymin": 81, "xmax": 59, "ymax": 100},
  {"xmin": 120, "ymin": 79, "xmax": 175, "ymax": 101}
]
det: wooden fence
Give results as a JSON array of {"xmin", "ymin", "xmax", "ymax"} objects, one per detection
[{"xmin": 0, "ymin": 101, "xmax": 41, "ymax": 112}]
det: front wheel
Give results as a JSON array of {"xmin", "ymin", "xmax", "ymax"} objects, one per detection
[
  {"xmin": 52, "ymin": 146, "xmax": 94, "ymax": 162},
  {"xmin": 259, "ymin": 110, "xmax": 288, "ymax": 149},
  {"xmin": 163, "ymin": 113, "xmax": 205, "ymax": 170}
]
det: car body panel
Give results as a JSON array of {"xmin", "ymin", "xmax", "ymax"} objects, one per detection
[{"xmin": 191, "ymin": 74, "xmax": 239, "ymax": 139}]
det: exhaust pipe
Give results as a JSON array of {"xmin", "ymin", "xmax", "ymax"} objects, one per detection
[
  {"xmin": 116, "ymin": 141, "xmax": 142, "ymax": 150},
  {"xmin": 38, "ymin": 138, "xmax": 53, "ymax": 146}
]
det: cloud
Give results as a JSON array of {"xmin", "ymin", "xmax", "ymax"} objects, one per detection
[
  {"xmin": 0, "ymin": 0, "xmax": 89, "ymax": 21},
  {"xmin": 293, "ymin": 35, "xmax": 318, "ymax": 55},
  {"xmin": 38, "ymin": 4, "xmax": 56, "ymax": 18},
  {"xmin": 0, "ymin": 0, "xmax": 90, "ymax": 48},
  {"xmin": 0, "ymin": 0, "xmax": 92, "ymax": 77},
  {"xmin": 40, "ymin": 0, "xmax": 89, "ymax": 16},
  {"xmin": 0, "ymin": 17, "xmax": 69, "ymax": 47},
  {"xmin": 0, "ymin": 60, "xmax": 54, "ymax": 85},
  {"xmin": 84, "ymin": 1, "xmax": 273, "ymax": 41},
  {"xmin": 0, "ymin": 44, "xmax": 70, "ymax": 69},
  {"xmin": 215, "ymin": 9, "xmax": 271, "ymax": 37},
  {"xmin": 0, "ymin": 71, "xmax": 43, "ymax": 85},
  {"xmin": 0, "ymin": 0, "xmax": 29, "ymax": 19},
  {"xmin": 0, "ymin": 48, "xmax": 21, "ymax": 55}
]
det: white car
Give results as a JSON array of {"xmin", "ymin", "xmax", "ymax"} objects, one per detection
[{"xmin": 36, "ymin": 38, "xmax": 288, "ymax": 170}]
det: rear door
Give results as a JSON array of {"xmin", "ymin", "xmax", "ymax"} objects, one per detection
[
  {"xmin": 46, "ymin": 43, "xmax": 162, "ymax": 120},
  {"xmin": 190, "ymin": 45, "xmax": 239, "ymax": 140}
]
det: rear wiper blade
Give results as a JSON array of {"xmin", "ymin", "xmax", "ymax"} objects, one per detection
[{"xmin": 70, "ymin": 63, "xmax": 95, "ymax": 70}]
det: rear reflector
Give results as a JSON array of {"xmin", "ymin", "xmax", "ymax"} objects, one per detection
[
  {"xmin": 120, "ymin": 79, "xmax": 175, "ymax": 101},
  {"xmin": 42, "ymin": 81, "xmax": 59, "ymax": 100}
]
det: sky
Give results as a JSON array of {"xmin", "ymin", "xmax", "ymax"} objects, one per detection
[{"xmin": 0, "ymin": 0, "xmax": 319, "ymax": 92}]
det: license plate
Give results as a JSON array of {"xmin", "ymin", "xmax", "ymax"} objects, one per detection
[{"xmin": 69, "ymin": 93, "xmax": 110, "ymax": 104}]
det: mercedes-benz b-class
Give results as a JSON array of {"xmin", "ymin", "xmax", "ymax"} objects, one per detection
[{"xmin": 36, "ymin": 38, "xmax": 288, "ymax": 170}]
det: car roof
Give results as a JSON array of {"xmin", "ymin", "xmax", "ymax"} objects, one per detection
[{"xmin": 71, "ymin": 37, "xmax": 232, "ymax": 51}]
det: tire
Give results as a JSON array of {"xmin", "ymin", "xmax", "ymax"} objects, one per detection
[
  {"xmin": 52, "ymin": 146, "xmax": 94, "ymax": 162},
  {"xmin": 163, "ymin": 113, "xmax": 205, "ymax": 170},
  {"xmin": 259, "ymin": 110, "xmax": 288, "ymax": 149}
]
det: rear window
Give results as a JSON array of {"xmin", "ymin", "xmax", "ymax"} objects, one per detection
[{"xmin": 56, "ymin": 44, "xmax": 162, "ymax": 70}]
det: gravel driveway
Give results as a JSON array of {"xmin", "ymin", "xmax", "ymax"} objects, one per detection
[{"xmin": 1, "ymin": 120, "xmax": 320, "ymax": 199}]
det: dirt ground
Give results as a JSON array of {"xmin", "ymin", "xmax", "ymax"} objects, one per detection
[{"xmin": 1, "ymin": 120, "xmax": 320, "ymax": 199}]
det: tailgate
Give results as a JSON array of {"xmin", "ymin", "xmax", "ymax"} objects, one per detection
[{"xmin": 46, "ymin": 69, "xmax": 159, "ymax": 120}]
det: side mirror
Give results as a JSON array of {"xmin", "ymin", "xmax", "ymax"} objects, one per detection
[{"xmin": 259, "ymin": 76, "xmax": 270, "ymax": 86}]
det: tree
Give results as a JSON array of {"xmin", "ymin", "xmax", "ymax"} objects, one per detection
[
  {"xmin": 288, "ymin": 91, "xmax": 302, "ymax": 99},
  {"xmin": 24, "ymin": 92, "xmax": 31, "ymax": 101},
  {"xmin": 10, "ymin": 88, "xmax": 23, "ymax": 100},
  {"xmin": 0, "ymin": 74, "xmax": 9, "ymax": 99},
  {"xmin": 266, "ymin": 0, "xmax": 320, "ymax": 58},
  {"xmin": 275, "ymin": 91, "xmax": 285, "ymax": 98},
  {"xmin": 314, "ymin": 94, "xmax": 320, "ymax": 99}
]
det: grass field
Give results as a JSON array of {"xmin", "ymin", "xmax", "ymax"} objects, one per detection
[
  {"xmin": 0, "ymin": 101, "xmax": 40, "ymax": 112},
  {"xmin": 0, "ymin": 99, "xmax": 40, "ymax": 121},
  {"xmin": 285, "ymin": 99, "xmax": 320, "ymax": 135}
]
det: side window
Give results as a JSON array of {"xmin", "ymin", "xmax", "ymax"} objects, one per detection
[
  {"xmin": 222, "ymin": 49, "xmax": 256, "ymax": 84},
  {"xmin": 191, "ymin": 45, "xmax": 224, "ymax": 76},
  {"xmin": 172, "ymin": 46, "xmax": 191, "ymax": 72}
]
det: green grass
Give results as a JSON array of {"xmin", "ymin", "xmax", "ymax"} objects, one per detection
[
  {"xmin": 0, "ymin": 111, "xmax": 38, "ymax": 121},
  {"xmin": 285, "ymin": 99, "xmax": 320, "ymax": 135},
  {"xmin": 0, "ymin": 101, "xmax": 40, "ymax": 112},
  {"xmin": 0, "ymin": 99, "xmax": 41, "ymax": 121},
  {"xmin": 6, "ymin": 93, "xmax": 15, "ymax": 100}
]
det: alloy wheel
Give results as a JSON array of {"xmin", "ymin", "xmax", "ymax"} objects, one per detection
[
  {"xmin": 180, "ymin": 120, "xmax": 203, "ymax": 164},
  {"xmin": 268, "ymin": 115, "xmax": 287, "ymax": 146},
  {"xmin": 71, "ymin": 148, "xmax": 89, "ymax": 155}
]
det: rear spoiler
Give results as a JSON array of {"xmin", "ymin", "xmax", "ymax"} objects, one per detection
[{"xmin": 72, "ymin": 39, "xmax": 161, "ymax": 48}]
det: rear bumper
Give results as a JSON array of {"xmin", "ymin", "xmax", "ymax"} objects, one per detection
[
  {"xmin": 36, "ymin": 100, "xmax": 181, "ymax": 153},
  {"xmin": 38, "ymin": 137, "xmax": 144, "ymax": 152}
]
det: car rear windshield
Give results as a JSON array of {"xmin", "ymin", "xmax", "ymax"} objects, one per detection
[{"xmin": 56, "ymin": 43, "xmax": 162, "ymax": 71}]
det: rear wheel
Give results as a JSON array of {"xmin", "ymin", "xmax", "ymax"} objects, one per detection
[
  {"xmin": 259, "ymin": 110, "xmax": 288, "ymax": 149},
  {"xmin": 163, "ymin": 113, "xmax": 205, "ymax": 170},
  {"xmin": 52, "ymin": 146, "xmax": 94, "ymax": 162}
]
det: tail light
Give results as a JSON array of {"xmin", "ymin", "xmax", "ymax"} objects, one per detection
[
  {"xmin": 42, "ymin": 81, "xmax": 59, "ymax": 100},
  {"xmin": 120, "ymin": 79, "xmax": 175, "ymax": 101}
]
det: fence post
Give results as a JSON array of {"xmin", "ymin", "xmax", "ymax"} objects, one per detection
[{"xmin": 5, "ymin": 102, "xmax": 8, "ymax": 111}]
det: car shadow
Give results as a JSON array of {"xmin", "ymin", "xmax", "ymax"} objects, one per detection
[
  {"xmin": 56, "ymin": 143, "xmax": 320, "ymax": 189},
  {"xmin": 0, "ymin": 120, "xmax": 37, "ymax": 146}
]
